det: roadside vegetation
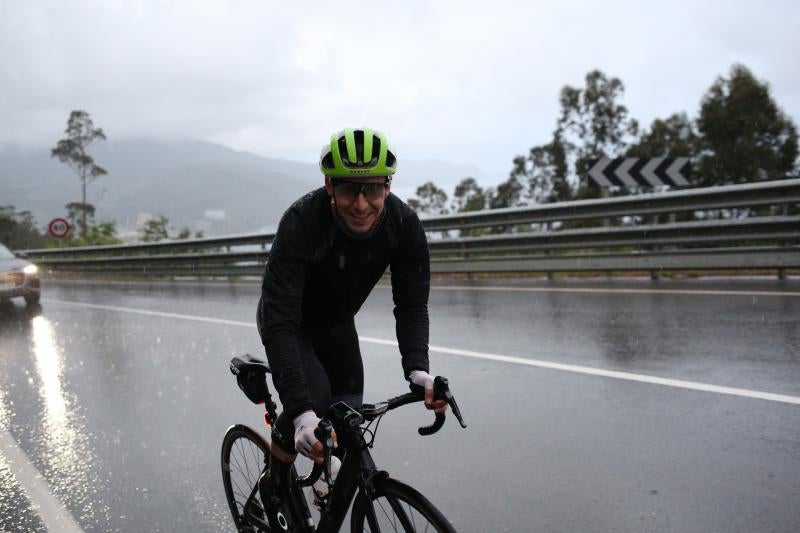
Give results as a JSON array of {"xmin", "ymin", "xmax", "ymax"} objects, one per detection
[
  {"xmin": 408, "ymin": 64, "xmax": 798, "ymax": 222},
  {"xmin": 4, "ymin": 63, "xmax": 798, "ymax": 251}
]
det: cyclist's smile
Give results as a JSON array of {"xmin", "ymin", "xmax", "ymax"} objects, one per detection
[{"xmin": 327, "ymin": 176, "xmax": 390, "ymax": 234}]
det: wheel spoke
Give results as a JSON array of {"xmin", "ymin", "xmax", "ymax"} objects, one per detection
[
  {"xmin": 376, "ymin": 497, "xmax": 397, "ymax": 531},
  {"xmin": 354, "ymin": 480, "xmax": 452, "ymax": 533},
  {"xmin": 222, "ymin": 427, "xmax": 269, "ymax": 532}
]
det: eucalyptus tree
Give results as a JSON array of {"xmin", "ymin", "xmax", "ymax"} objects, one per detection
[
  {"xmin": 51, "ymin": 110, "xmax": 107, "ymax": 237},
  {"xmin": 407, "ymin": 181, "xmax": 449, "ymax": 215},
  {"xmin": 695, "ymin": 64, "xmax": 798, "ymax": 187}
]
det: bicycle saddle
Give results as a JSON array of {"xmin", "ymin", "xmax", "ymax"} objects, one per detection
[{"xmin": 230, "ymin": 354, "xmax": 272, "ymax": 405}]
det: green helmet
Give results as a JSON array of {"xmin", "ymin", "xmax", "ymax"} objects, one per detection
[{"xmin": 319, "ymin": 128, "xmax": 398, "ymax": 177}]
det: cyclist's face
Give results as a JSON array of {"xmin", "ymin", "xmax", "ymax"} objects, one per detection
[{"xmin": 325, "ymin": 176, "xmax": 390, "ymax": 233}]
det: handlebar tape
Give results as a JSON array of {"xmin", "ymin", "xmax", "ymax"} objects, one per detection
[{"xmin": 418, "ymin": 412, "xmax": 446, "ymax": 436}]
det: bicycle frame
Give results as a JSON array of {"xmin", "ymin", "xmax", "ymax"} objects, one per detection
[
  {"xmin": 251, "ymin": 422, "xmax": 384, "ymax": 532},
  {"xmin": 317, "ymin": 432, "xmax": 390, "ymax": 532}
]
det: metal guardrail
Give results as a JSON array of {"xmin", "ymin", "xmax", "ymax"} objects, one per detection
[
  {"xmin": 17, "ymin": 178, "xmax": 800, "ymax": 278},
  {"xmin": 20, "ymin": 231, "xmax": 275, "ymax": 256},
  {"xmin": 419, "ymin": 178, "xmax": 800, "ymax": 231},
  {"xmin": 431, "ymin": 246, "xmax": 799, "ymax": 274},
  {"xmin": 429, "ymin": 216, "xmax": 800, "ymax": 254}
]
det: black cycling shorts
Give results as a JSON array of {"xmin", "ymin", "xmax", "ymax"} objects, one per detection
[{"xmin": 272, "ymin": 318, "xmax": 364, "ymax": 454}]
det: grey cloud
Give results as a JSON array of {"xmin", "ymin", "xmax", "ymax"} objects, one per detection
[{"xmin": 1, "ymin": 0, "xmax": 798, "ymax": 187}]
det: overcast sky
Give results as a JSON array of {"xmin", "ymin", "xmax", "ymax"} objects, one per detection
[{"xmin": 2, "ymin": 0, "xmax": 799, "ymax": 190}]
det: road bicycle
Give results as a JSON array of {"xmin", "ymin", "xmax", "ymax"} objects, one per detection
[{"xmin": 222, "ymin": 353, "xmax": 467, "ymax": 532}]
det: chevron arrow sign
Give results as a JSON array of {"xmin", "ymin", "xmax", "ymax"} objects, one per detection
[{"xmin": 586, "ymin": 157, "xmax": 691, "ymax": 188}]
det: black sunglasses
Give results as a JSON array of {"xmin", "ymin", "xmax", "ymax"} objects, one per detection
[{"xmin": 332, "ymin": 178, "xmax": 390, "ymax": 201}]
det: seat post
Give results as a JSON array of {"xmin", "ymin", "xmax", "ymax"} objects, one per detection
[{"xmin": 264, "ymin": 396, "xmax": 278, "ymax": 428}]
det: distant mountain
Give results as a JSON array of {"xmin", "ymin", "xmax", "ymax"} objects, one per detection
[
  {"xmin": 0, "ymin": 139, "xmax": 483, "ymax": 236},
  {"xmin": 2, "ymin": 139, "xmax": 320, "ymax": 236}
]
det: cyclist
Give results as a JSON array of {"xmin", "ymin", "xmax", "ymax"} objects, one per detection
[{"xmin": 256, "ymin": 127, "xmax": 446, "ymax": 525}]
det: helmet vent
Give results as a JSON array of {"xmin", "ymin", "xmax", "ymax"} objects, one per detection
[
  {"xmin": 321, "ymin": 151, "xmax": 335, "ymax": 170},
  {"xmin": 337, "ymin": 136, "xmax": 350, "ymax": 163},
  {"xmin": 367, "ymin": 135, "xmax": 381, "ymax": 166},
  {"xmin": 353, "ymin": 129, "xmax": 365, "ymax": 163}
]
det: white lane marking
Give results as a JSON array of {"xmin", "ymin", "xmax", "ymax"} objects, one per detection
[
  {"xmin": 43, "ymin": 299, "xmax": 800, "ymax": 405},
  {"xmin": 361, "ymin": 337, "xmax": 800, "ymax": 405},
  {"xmin": 44, "ymin": 299, "xmax": 251, "ymax": 327},
  {"xmin": 0, "ymin": 429, "xmax": 85, "ymax": 533},
  {"xmin": 413, "ymin": 285, "xmax": 800, "ymax": 298}
]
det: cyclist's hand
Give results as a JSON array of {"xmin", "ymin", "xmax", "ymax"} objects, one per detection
[
  {"xmin": 293, "ymin": 410, "xmax": 337, "ymax": 464},
  {"xmin": 409, "ymin": 370, "xmax": 448, "ymax": 414}
]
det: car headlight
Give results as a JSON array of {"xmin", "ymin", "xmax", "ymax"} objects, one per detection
[{"xmin": 23, "ymin": 264, "xmax": 38, "ymax": 275}]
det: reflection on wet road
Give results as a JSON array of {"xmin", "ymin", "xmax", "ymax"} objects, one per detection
[
  {"xmin": 30, "ymin": 315, "xmax": 110, "ymax": 529},
  {"xmin": 1, "ymin": 303, "xmax": 109, "ymax": 532},
  {"xmin": 0, "ymin": 278, "xmax": 798, "ymax": 532}
]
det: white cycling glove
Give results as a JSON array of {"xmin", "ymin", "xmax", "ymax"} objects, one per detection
[
  {"xmin": 410, "ymin": 370, "xmax": 448, "ymax": 413},
  {"xmin": 292, "ymin": 410, "xmax": 321, "ymax": 457},
  {"xmin": 409, "ymin": 370, "xmax": 434, "ymax": 391}
]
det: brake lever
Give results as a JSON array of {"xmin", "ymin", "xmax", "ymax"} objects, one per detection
[
  {"xmin": 434, "ymin": 376, "xmax": 467, "ymax": 429},
  {"xmin": 314, "ymin": 419, "xmax": 335, "ymax": 484},
  {"xmin": 411, "ymin": 377, "xmax": 468, "ymax": 435}
]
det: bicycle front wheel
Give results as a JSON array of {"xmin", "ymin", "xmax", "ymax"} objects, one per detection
[
  {"xmin": 351, "ymin": 478, "xmax": 456, "ymax": 533},
  {"xmin": 221, "ymin": 424, "xmax": 270, "ymax": 532}
]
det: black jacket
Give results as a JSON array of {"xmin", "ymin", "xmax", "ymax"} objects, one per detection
[{"xmin": 258, "ymin": 188, "xmax": 431, "ymax": 419}]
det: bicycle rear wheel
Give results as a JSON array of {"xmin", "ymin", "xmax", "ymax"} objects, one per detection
[
  {"xmin": 351, "ymin": 478, "xmax": 456, "ymax": 532},
  {"xmin": 221, "ymin": 424, "xmax": 270, "ymax": 532}
]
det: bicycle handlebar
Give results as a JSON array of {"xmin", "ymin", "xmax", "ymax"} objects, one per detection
[
  {"xmin": 382, "ymin": 376, "xmax": 468, "ymax": 434},
  {"xmin": 296, "ymin": 376, "xmax": 466, "ymax": 489}
]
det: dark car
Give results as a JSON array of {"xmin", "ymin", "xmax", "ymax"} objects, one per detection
[{"xmin": 0, "ymin": 243, "xmax": 40, "ymax": 306}]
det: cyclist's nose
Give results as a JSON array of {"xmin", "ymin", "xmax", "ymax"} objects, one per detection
[{"xmin": 353, "ymin": 191, "xmax": 369, "ymax": 209}]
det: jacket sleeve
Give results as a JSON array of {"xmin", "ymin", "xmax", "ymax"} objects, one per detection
[
  {"xmin": 390, "ymin": 209, "xmax": 431, "ymax": 379},
  {"xmin": 258, "ymin": 208, "xmax": 314, "ymax": 420}
]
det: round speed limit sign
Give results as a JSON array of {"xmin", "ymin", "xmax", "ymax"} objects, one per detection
[{"xmin": 48, "ymin": 217, "xmax": 71, "ymax": 238}]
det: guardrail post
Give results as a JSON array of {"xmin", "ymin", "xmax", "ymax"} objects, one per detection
[
  {"xmin": 600, "ymin": 190, "xmax": 612, "ymax": 280},
  {"xmin": 778, "ymin": 201, "xmax": 789, "ymax": 280},
  {"xmin": 544, "ymin": 222, "xmax": 554, "ymax": 280},
  {"xmin": 601, "ymin": 188, "xmax": 611, "ymax": 228},
  {"xmin": 465, "ymin": 249, "xmax": 475, "ymax": 281},
  {"xmin": 650, "ymin": 213, "xmax": 661, "ymax": 280}
]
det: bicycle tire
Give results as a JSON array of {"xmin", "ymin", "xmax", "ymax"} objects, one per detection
[
  {"xmin": 351, "ymin": 478, "xmax": 456, "ymax": 533},
  {"xmin": 221, "ymin": 424, "xmax": 270, "ymax": 532}
]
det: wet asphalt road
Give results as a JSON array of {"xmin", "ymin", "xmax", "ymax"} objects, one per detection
[{"xmin": 0, "ymin": 277, "xmax": 799, "ymax": 532}]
